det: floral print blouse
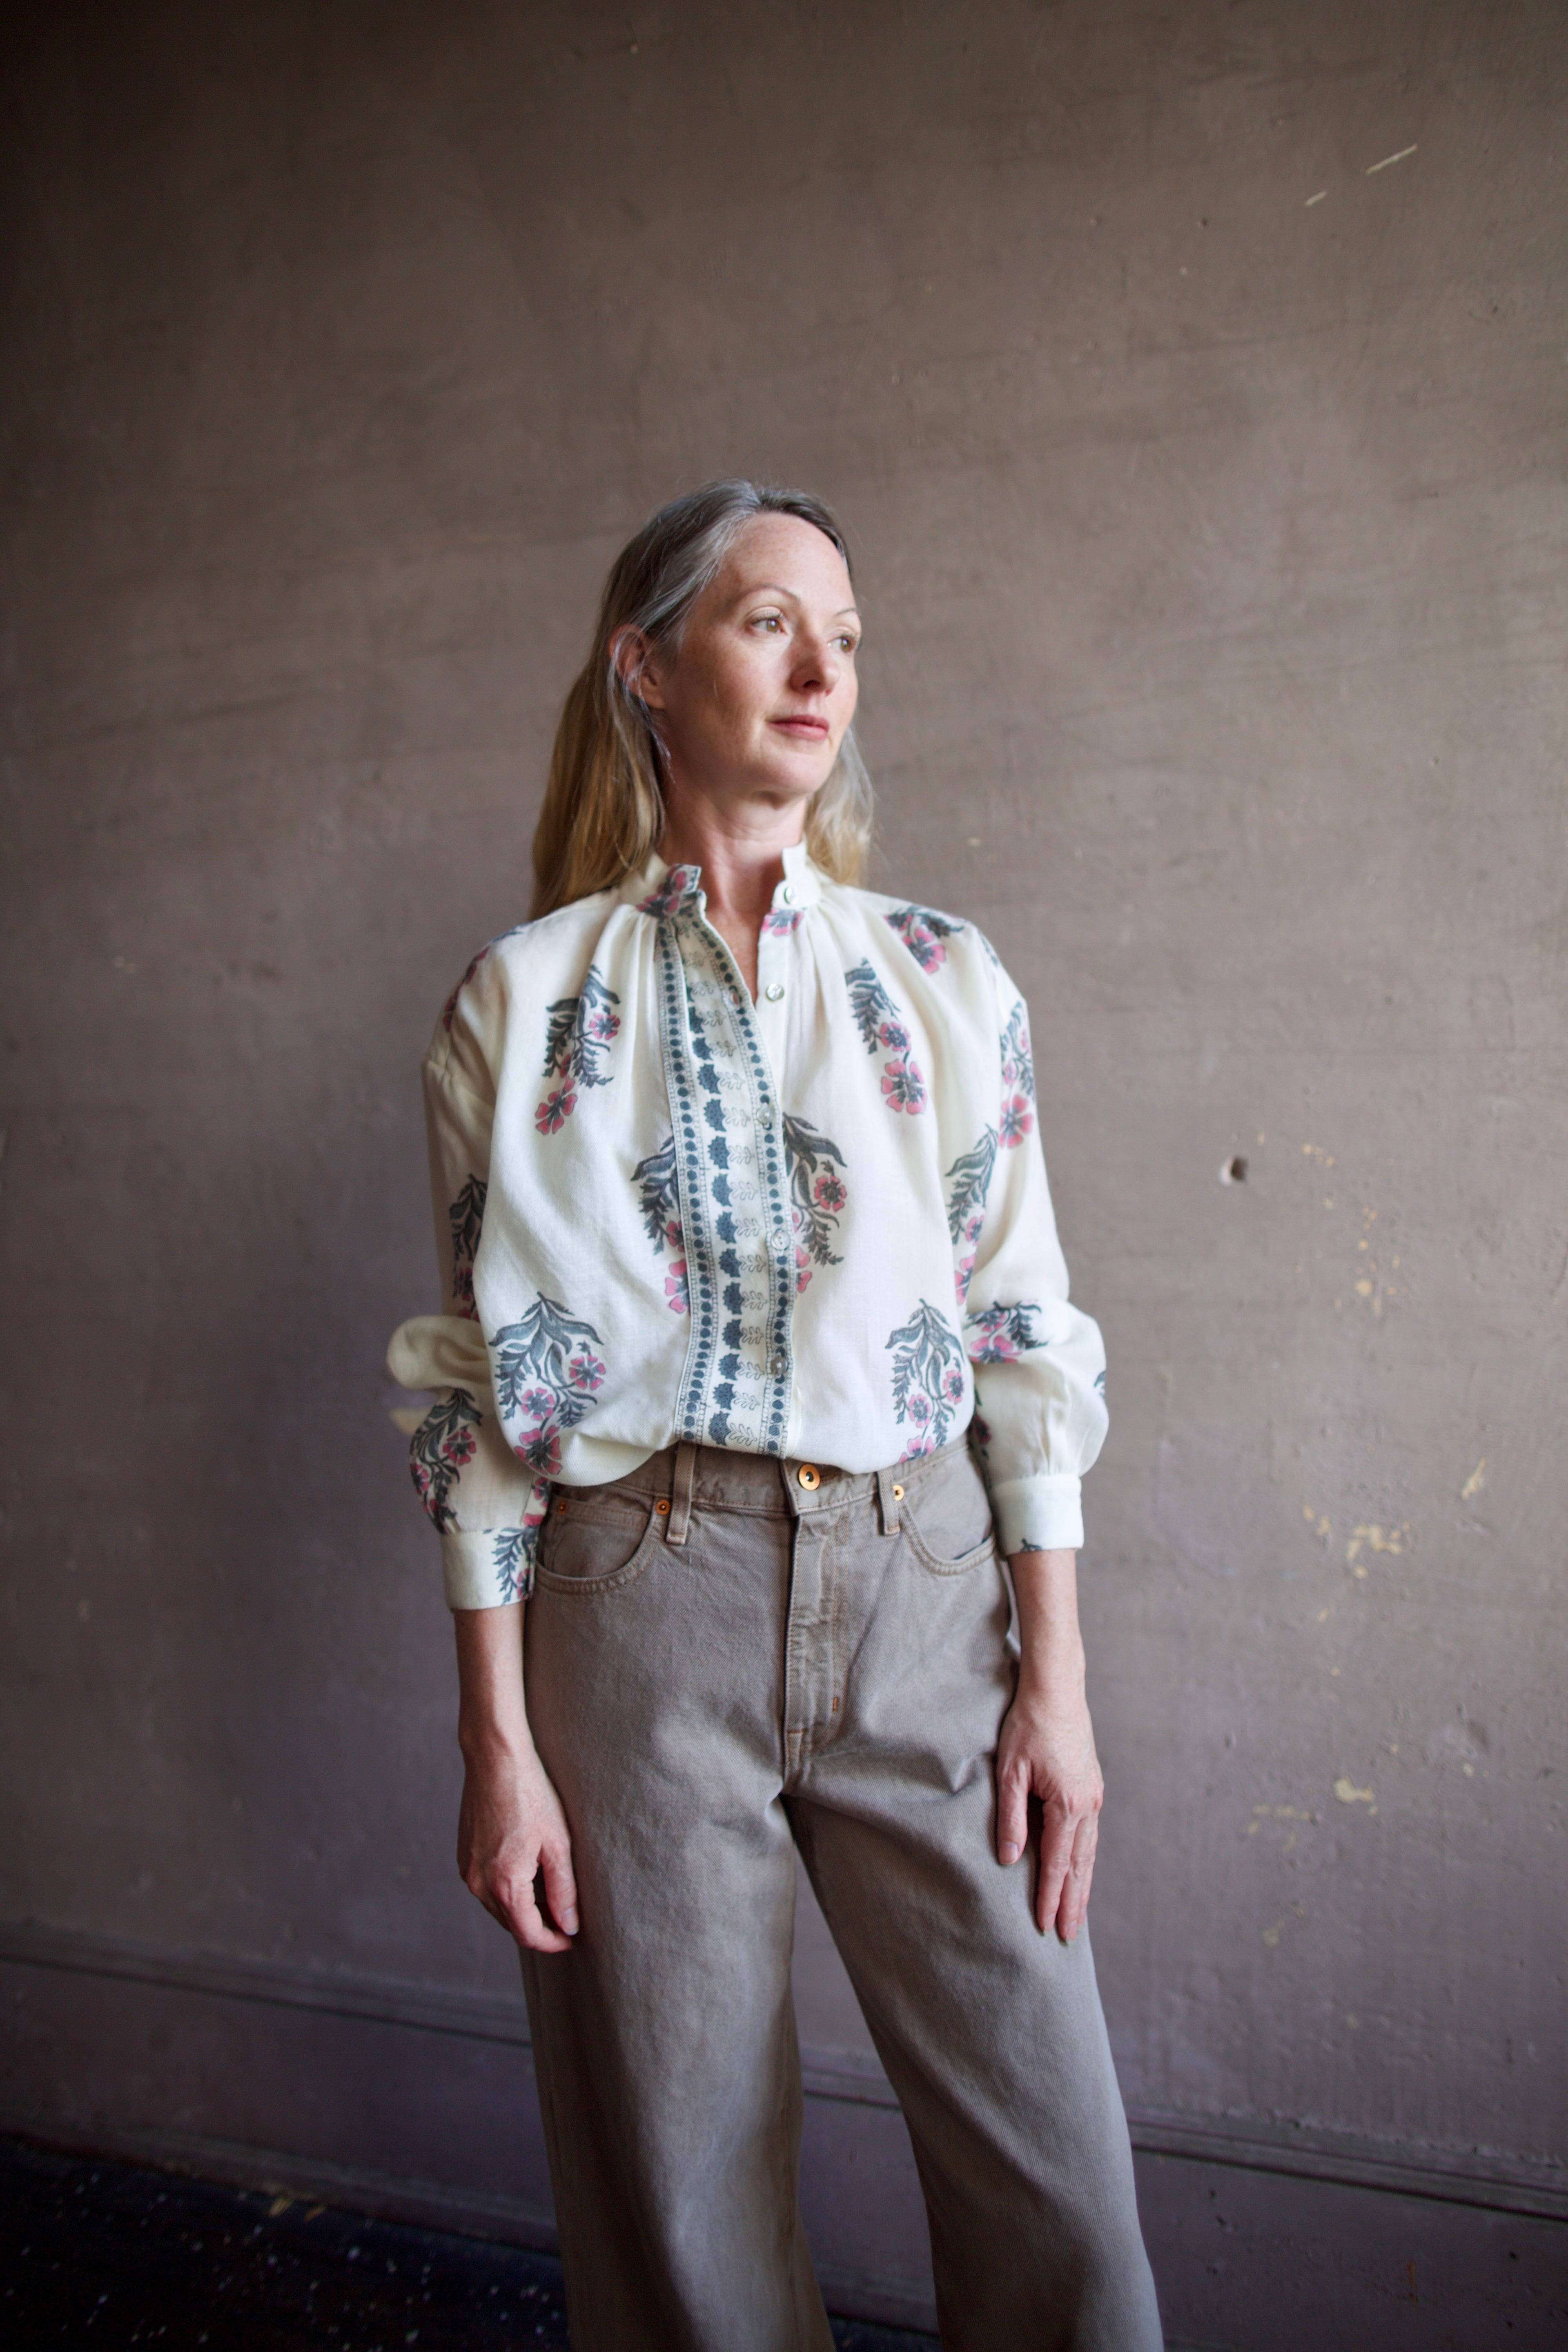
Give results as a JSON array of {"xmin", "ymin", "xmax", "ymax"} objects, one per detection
[{"xmin": 388, "ymin": 843, "xmax": 1107, "ymax": 1609}]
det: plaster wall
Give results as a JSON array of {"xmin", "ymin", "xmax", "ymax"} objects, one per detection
[{"xmin": 3, "ymin": 0, "xmax": 1565, "ymax": 2334}]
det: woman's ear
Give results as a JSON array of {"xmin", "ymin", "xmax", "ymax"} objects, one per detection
[{"xmin": 612, "ymin": 625, "xmax": 665, "ymax": 712}]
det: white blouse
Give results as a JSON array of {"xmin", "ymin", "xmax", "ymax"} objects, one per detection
[{"xmin": 388, "ymin": 843, "xmax": 1107, "ymax": 1610}]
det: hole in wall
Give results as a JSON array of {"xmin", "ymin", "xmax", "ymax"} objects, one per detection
[{"xmin": 1220, "ymin": 1156, "xmax": 1248, "ymax": 1185}]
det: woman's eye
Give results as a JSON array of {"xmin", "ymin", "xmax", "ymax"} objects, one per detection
[
  {"xmin": 837, "ymin": 635, "xmax": 860, "ymax": 654},
  {"xmin": 751, "ymin": 612, "xmax": 784, "ymax": 633}
]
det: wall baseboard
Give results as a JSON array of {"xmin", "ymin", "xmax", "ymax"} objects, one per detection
[{"xmin": 4, "ymin": 1915, "xmax": 1564, "ymax": 2232}]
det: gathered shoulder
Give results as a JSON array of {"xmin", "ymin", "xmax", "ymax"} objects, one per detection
[
  {"xmin": 423, "ymin": 888, "xmax": 620, "ymax": 1088},
  {"xmin": 833, "ymin": 879, "xmax": 1007, "ymax": 991}
]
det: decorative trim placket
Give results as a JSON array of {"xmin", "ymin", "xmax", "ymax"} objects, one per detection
[{"xmin": 655, "ymin": 904, "xmax": 795, "ymax": 1454}]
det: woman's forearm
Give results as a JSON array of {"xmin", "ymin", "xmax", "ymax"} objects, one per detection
[
  {"xmin": 997, "ymin": 1548, "xmax": 1101, "ymax": 1940},
  {"xmin": 452, "ymin": 1602, "xmax": 579, "ymax": 1950},
  {"xmin": 454, "ymin": 1603, "xmax": 532, "ymax": 1762},
  {"xmin": 1009, "ymin": 1548, "xmax": 1087, "ymax": 1694}
]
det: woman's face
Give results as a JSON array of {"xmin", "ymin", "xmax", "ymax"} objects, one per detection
[{"xmin": 636, "ymin": 513, "xmax": 861, "ymax": 820}]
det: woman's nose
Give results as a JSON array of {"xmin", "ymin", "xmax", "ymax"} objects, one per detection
[{"xmin": 791, "ymin": 631, "xmax": 839, "ymax": 692}]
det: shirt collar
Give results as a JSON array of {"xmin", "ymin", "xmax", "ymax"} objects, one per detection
[
  {"xmin": 777, "ymin": 839, "xmax": 824, "ymax": 911},
  {"xmin": 625, "ymin": 855, "xmax": 704, "ymax": 919},
  {"xmin": 624, "ymin": 840, "xmax": 825, "ymax": 920}
]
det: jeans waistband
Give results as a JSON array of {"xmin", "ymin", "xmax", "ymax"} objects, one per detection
[{"xmin": 576, "ymin": 1434, "xmax": 972, "ymax": 1528}]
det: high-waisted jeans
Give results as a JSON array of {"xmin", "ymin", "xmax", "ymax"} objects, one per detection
[{"xmin": 519, "ymin": 1435, "xmax": 1163, "ymax": 2352}]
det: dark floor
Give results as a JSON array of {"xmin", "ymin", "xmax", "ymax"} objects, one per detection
[{"xmin": 0, "ymin": 2137, "xmax": 938, "ymax": 2350}]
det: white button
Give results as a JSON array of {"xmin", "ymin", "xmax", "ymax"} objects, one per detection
[
  {"xmin": 727, "ymin": 987, "xmax": 742, "ymax": 1007},
  {"xmin": 768, "ymin": 1354, "xmax": 787, "ymax": 1377},
  {"xmin": 780, "ymin": 883, "xmax": 795, "ymax": 905},
  {"xmin": 771, "ymin": 1226, "xmax": 790, "ymax": 1252},
  {"xmin": 765, "ymin": 982, "xmax": 784, "ymax": 1002}
]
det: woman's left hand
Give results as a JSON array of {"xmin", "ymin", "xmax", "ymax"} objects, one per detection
[{"xmin": 997, "ymin": 1548, "xmax": 1103, "ymax": 1943}]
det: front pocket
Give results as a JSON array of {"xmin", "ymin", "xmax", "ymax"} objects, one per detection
[
  {"xmin": 536, "ymin": 1490, "xmax": 661, "ymax": 1592},
  {"xmin": 899, "ymin": 1448, "xmax": 1000, "ymax": 1576}
]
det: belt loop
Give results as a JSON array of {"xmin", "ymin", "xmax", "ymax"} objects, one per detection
[
  {"xmin": 665, "ymin": 1439, "xmax": 699, "ymax": 1546},
  {"xmin": 876, "ymin": 1464, "xmax": 902, "ymax": 1536}
]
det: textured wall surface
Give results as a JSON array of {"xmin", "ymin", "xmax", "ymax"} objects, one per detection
[{"xmin": 3, "ymin": 0, "xmax": 1565, "ymax": 2337}]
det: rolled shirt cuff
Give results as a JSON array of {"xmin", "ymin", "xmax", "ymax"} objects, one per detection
[
  {"xmin": 987, "ymin": 1473, "xmax": 1085, "ymax": 1557},
  {"xmin": 440, "ymin": 1526, "xmax": 537, "ymax": 1611}
]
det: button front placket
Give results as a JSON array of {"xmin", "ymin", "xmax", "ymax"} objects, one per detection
[{"xmin": 655, "ymin": 893, "xmax": 797, "ymax": 1457}]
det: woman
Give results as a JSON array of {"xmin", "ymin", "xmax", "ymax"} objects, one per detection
[{"xmin": 388, "ymin": 481, "xmax": 1162, "ymax": 2351}]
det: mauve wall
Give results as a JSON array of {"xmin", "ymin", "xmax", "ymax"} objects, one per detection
[{"xmin": 3, "ymin": 0, "xmax": 1565, "ymax": 2341}]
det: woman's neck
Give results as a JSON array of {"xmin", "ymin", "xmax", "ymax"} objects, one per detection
[{"xmin": 657, "ymin": 785, "xmax": 806, "ymax": 998}]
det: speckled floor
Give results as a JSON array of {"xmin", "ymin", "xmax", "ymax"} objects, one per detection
[{"xmin": 1, "ymin": 2137, "xmax": 939, "ymax": 2350}]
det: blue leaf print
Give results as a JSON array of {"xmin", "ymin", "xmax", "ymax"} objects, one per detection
[
  {"xmin": 537, "ymin": 965, "xmax": 622, "ymax": 1133},
  {"xmin": 886, "ymin": 1300, "xmax": 967, "ymax": 1457},
  {"xmin": 999, "ymin": 999, "xmax": 1035, "ymax": 1147},
  {"xmin": 885, "ymin": 903, "xmax": 965, "ymax": 973},
  {"xmin": 964, "ymin": 1300, "xmax": 1047, "ymax": 1363},
  {"xmin": 492, "ymin": 1298, "xmax": 609, "ymax": 1478},
  {"xmin": 632, "ymin": 1134, "xmax": 689, "ymax": 1314},
  {"xmin": 448, "ymin": 1175, "xmax": 487, "ymax": 1317},
  {"xmin": 494, "ymin": 1493, "xmax": 550, "ymax": 1602},
  {"xmin": 636, "ymin": 863, "xmax": 703, "ymax": 918},
  {"xmin": 844, "ymin": 962, "xmax": 927, "ymax": 1118},
  {"xmin": 781, "ymin": 1114, "xmax": 848, "ymax": 1291},
  {"xmin": 944, "ymin": 1127, "xmax": 998, "ymax": 1305},
  {"xmin": 409, "ymin": 1390, "xmax": 482, "ymax": 1531}
]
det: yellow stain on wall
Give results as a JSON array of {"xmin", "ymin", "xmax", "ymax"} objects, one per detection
[{"xmin": 1345, "ymin": 1523, "xmax": 1408, "ymax": 1566}]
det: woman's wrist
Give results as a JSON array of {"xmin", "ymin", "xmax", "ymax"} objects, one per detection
[
  {"xmin": 457, "ymin": 1715, "xmax": 534, "ymax": 1770},
  {"xmin": 453, "ymin": 1605, "xmax": 534, "ymax": 1770},
  {"xmin": 1009, "ymin": 1548, "xmax": 1088, "ymax": 1700}
]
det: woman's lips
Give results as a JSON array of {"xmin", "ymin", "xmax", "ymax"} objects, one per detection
[{"xmin": 771, "ymin": 716, "xmax": 830, "ymax": 739}]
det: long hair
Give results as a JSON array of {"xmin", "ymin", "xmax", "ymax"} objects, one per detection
[{"xmin": 530, "ymin": 479, "xmax": 873, "ymax": 918}]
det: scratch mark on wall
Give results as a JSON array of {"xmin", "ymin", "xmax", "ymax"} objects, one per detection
[
  {"xmin": 1305, "ymin": 190, "xmax": 1327, "ymax": 208},
  {"xmin": 1366, "ymin": 145, "xmax": 1419, "ymax": 175},
  {"xmin": 1460, "ymin": 1459, "xmax": 1487, "ymax": 1500}
]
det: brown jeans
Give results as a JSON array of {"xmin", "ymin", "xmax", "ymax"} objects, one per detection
[{"xmin": 520, "ymin": 1437, "xmax": 1163, "ymax": 2352}]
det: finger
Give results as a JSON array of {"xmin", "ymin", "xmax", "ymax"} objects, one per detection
[
  {"xmin": 1058, "ymin": 1813, "xmax": 1099, "ymax": 1944},
  {"xmin": 496, "ymin": 1865, "xmax": 572, "ymax": 1956},
  {"xmin": 538, "ymin": 1833, "xmax": 580, "ymax": 1939},
  {"xmin": 514, "ymin": 1902, "xmax": 573, "ymax": 1956},
  {"xmin": 996, "ymin": 1760, "xmax": 1030, "ymax": 1866},
  {"xmin": 1036, "ymin": 1802, "xmax": 1077, "ymax": 1938}
]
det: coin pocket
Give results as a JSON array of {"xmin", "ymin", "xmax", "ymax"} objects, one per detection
[
  {"xmin": 899, "ymin": 1450, "xmax": 999, "ymax": 1575},
  {"xmin": 536, "ymin": 1490, "xmax": 661, "ymax": 1592}
]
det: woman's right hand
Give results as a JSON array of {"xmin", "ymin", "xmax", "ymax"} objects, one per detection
[
  {"xmin": 457, "ymin": 1740, "xmax": 579, "ymax": 1954},
  {"xmin": 452, "ymin": 1604, "xmax": 578, "ymax": 1955}
]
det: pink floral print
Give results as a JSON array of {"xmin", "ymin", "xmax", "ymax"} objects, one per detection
[
  {"xmin": 782, "ymin": 1114, "xmax": 849, "ymax": 1291},
  {"xmin": 633, "ymin": 1135, "xmax": 689, "ymax": 1315},
  {"xmin": 885, "ymin": 904, "xmax": 964, "ymax": 973},
  {"xmin": 846, "ymin": 962, "xmax": 927, "ymax": 1118},
  {"xmin": 886, "ymin": 1300, "xmax": 967, "ymax": 1457},
  {"xmin": 999, "ymin": 1000, "xmax": 1035, "ymax": 1147},
  {"xmin": 537, "ymin": 965, "xmax": 621, "ymax": 1131},
  {"xmin": 408, "ymin": 1390, "xmax": 484, "ymax": 1531},
  {"xmin": 636, "ymin": 864, "xmax": 703, "ymax": 919},
  {"xmin": 492, "ymin": 1297, "xmax": 610, "ymax": 1477}
]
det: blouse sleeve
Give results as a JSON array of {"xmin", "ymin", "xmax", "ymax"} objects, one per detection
[
  {"xmin": 385, "ymin": 1017, "xmax": 546, "ymax": 1611},
  {"xmin": 963, "ymin": 951, "xmax": 1109, "ymax": 1556}
]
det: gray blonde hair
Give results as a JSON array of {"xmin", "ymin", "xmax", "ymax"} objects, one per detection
[{"xmin": 530, "ymin": 479, "xmax": 873, "ymax": 918}]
